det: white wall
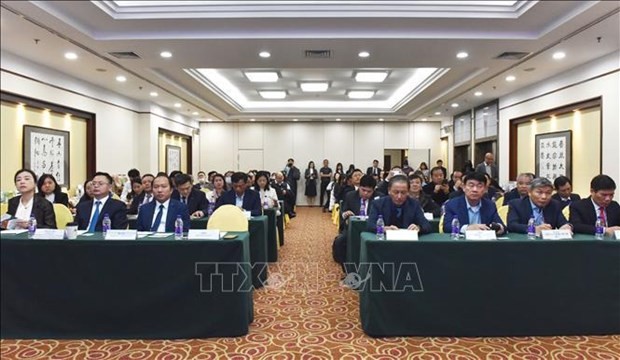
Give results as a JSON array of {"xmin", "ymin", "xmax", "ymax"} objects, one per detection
[
  {"xmin": 200, "ymin": 121, "xmax": 441, "ymax": 205},
  {"xmin": 0, "ymin": 51, "xmax": 199, "ymax": 176},
  {"xmin": 498, "ymin": 51, "xmax": 620, "ymax": 198}
]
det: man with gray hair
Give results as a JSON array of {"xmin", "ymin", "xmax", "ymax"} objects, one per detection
[
  {"xmin": 507, "ymin": 177, "xmax": 572, "ymax": 235},
  {"xmin": 503, "ymin": 172, "xmax": 535, "ymax": 205}
]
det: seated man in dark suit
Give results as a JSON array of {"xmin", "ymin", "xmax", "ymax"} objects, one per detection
[
  {"xmin": 502, "ymin": 172, "xmax": 534, "ymax": 205},
  {"xmin": 507, "ymin": 177, "xmax": 572, "ymax": 235},
  {"xmin": 136, "ymin": 174, "xmax": 190, "ymax": 232},
  {"xmin": 570, "ymin": 174, "xmax": 620, "ymax": 236},
  {"xmin": 551, "ymin": 176, "xmax": 581, "ymax": 209},
  {"xmin": 128, "ymin": 173, "xmax": 154, "ymax": 215},
  {"xmin": 422, "ymin": 166, "xmax": 451, "ymax": 206},
  {"xmin": 272, "ymin": 171, "xmax": 294, "ymax": 218},
  {"xmin": 215, "ymin": 172, "xmax": 262, "ymax": 216},
  {"xmin": 443, "ymin": 172, "xmax": 505, "ymax": 235},
  {"xmin": 172, "ymin": 173, "xmax": 208, "ymax": 218},
  {"xmin": 375, "ymin": 166, "xmax": 402, "ymax": 196},
  {"xmin": 341, "ymin": 175, "xmax": 378, "ymax": 229},
  {"xmin": 367, "ymin": 175, "xmax": 431, "ymax": 234},
  {"xmin": 76, "ymin": 172, "xmax": 128, "ymax": 232}
]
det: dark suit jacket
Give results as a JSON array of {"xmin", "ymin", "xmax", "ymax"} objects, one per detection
[
  {"xmin": 136, "ymin": 198, "xmax": 190, "ymax": 232},
  {"xmin": 215, "ymin": 189, "xmax": 262, "ymax": 216},
  {"xmin": 367, "ymin": 196, "xmax": 431, "ymax": 234},
  {"xmin": 128, "ymin": 192, "xmax": 155, "ymax": 215},
  {"xmin": 551, "ymin": 193, "xmax": 581, "ymax": 209},
  {"xmin": 75, "ymin": 196, "xmax": 128, "ymax": 231},
  {"xmin": 416, "ymin": 192, "xmax": 441, "ymax": 217},
  {"xmin": 342, "ymin": 190, "xmax": 378, "ymax": 217},
  {"xmin": 502, "ymin": 188, "xmax": 524, "ymax": 206},
  {"xmin": 172, "ymin": 188, "xmax": 208, "ymax": 215},
  {"xmin": 366, "ymin": 166, "xmax": 381, "ymax": 177},
  {"xmin": 422, "ymin": 182, "xmax": 450, "ymax": 205},
  {"xmin": 507, "ymin": 197, "xmax": 568, "ymax": 233},
  {"xmin": 569, "ymin": 197, "xmax": 620, "ymax": 234},
  {"xmin": 475, "ymin": 162, "xmax": 499, "ymax": 180},
  {"xmin": 7, "ymin": 195, "xmax": 57, "ymax": 229},
  {"xmin": 443, "ymin": 196, "xmax": 504, "ymax": 233},
  {"xmin": 37, "ymin": 192, "xmax": 69, "ymax": 207}
]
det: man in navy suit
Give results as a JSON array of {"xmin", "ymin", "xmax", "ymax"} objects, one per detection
[
  {"xmin": 76, "ymin": 172, "xmax": 128, "ymax": 232},
  {"xmin": 507, "ymin": 177, "xmax": 571, "ymax": 235},
  {"xmin": 367, "ymin": 175, "xmax": 431, "ymax": 234},
  {"xmin": 215, "ymin": 172, "xmax": 262, "ymax": 216},
  {"xmin": 570, "ymin": 174, "xmax": 620, "ymax": 236},
  {"xmin": 443, "ymin": 172, "xmax": 505, "ymax": 234},
  {"xmin": 172, "ymin": 173, "xmax": 208, "ymax": 218},
  {"xmin": 136, "ymin": 174, "xmax": 190, "ymax": 232},
  {"xmin": 503, "ymin": 172, "xmax": 534, "ymax": 205},
  {"xmin": 551, "ymin": 176, "xmax": 581, "ymax": 209},
  {"xmin": 340, "ymin": 175, "xmax": 378, "ymax": 230}
]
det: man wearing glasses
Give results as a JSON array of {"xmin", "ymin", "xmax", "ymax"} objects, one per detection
[
  {"xmin": 443, "ymin": 171, "xmax": 505, "ymax": 235},
  {"xmin": 75, "ymin": 172, "xmax": 128, "ymax": 232}
]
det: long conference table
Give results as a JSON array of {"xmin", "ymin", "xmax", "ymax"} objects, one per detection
[
  {"xmin": 358, "ymin": 232, "xmax": 620, "ymax": 337},
  {"xmin": 0, "ymin": 231, "xmax": 254, "ymax": 339}
]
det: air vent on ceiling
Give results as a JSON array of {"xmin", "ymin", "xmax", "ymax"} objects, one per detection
[
  {"xmin": 494, "ymin": 51, "xmax": 530, "ymax": 60},
  {"xmin": 304, "ymin": 50, "xmax": 331, "ymax": 59},
  {"xmin": 108, "ymin": 51, "xmax": 141, "ymax": 59}
]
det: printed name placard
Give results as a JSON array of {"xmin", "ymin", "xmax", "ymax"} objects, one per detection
[
  {"xmin": 615, "ymin": 230, "xmax": 620, "ymax": 240},
  {"xmin": 105, "ymin": 230, "xmax": 137, "ymax": 240},
  {"xmin": 541, "ymin": 230, "xmax": 573, "ymax": 240},
  {"xmin": 465, "ymin": 230, "xmax": 497, "ymax": 241},
  {"xmin": 188, "ymin": 229, "xmax": 221, "ymax": 240},
  {"xmin": 386, "ymin": 229, "xmax": 419, "ymax": 241},
  {"xmin": 351, "ymin": 216, "xmax": 368, "ymax": 221},
  {"xmin": 33, "ymin": 229, "xmax": 65, "ymax": 240}
]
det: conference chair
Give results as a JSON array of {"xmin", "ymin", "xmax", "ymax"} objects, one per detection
[
  {"xmin": 562, "ymin": 206, "xmax": 570, "ymax": 220},
  {"xmin": 53, "ymin": 203, "xmax": 74, "ymax": 229},
  {"xmin": 0, "ymin": 203, "xmax": 8, "ymax": 216},
  {"xmin": 207, "ymin": 204, "xmax": 248, "ymax": 232},
  {"xmin": 495, "ymin": 196, "xmax": 504, "ymax": 209},
  {"xmin": 498, "ymin": 205, "xmax": 509, "ymax": 225}
]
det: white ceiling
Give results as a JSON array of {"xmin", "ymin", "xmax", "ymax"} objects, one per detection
[{"xmin": 0, "ymin": 0, "xmax": 618, "ymax": 123}]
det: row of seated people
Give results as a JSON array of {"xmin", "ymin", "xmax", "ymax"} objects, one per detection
[{"xmin": 2, "ymin": 169, "xmax": 284, "ymax": 233}]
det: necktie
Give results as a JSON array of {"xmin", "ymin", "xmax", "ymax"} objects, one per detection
[
  {"xmin": 181, "ymin": 196, "xmax": 186, "ymax": 204},
  {"xmin": 360, "ymin": 199, "xmax": 366, "ymax": 216},
  {"xmin": 88, "ymin": 201, "xmax": 101, "ymax": 232},
  {"xmin": 151, "ymin": 204, "xmax": 165, "ymax": 232},
  {"xmin": 144, "ymin": 194, "xmax": 151, "ymax": 205},
  {"xmin": 534, "ymin": 206, "xmax": 544, "ymax": 226},
  {"xmin": 599, "ymin": 207, "xmax": 607, "ymax": 227}
]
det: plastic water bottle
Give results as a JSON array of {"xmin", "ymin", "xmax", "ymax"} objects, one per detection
[
  {"xmin": 376, "ymin": 215, "xmax": 385, "ymax": 240},
  {"xmin": 263, "ymin": 198, "xmax": 270, "ymax": 209},
  {"xmin": 27, "ymin": 216, "xmax": 37, "ymax": 238},
  {"xmin": 102, "ymin": 213, "xmax": 111, "ymax": 236},
  {"xmin": 527, "ymin": 216, "xmax": 536, "ymax": 240},
  {"xmin": 451, "ymin": 217, "xmax": 460, "ymax": 240},
  {"xmin": 174, "ymin": 215, "xmax": 184, "ymax": 240},
  {"xmin": 595, "ymin": 216, "xmax": 604, "ymax": 240},
  {"xmin": 207, "ymin": 202, "xmax": 215, "ymax": 216}
]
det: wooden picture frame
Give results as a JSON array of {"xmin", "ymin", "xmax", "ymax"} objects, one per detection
[
  {"xmin": 535, "ymin": 130, "xmax": 571, "ymax": 181},
  {"xmin": 23, "ymin": 125, "xmax": 70, "ymax": 187},
  {"xmin": 166, "ymin": 145, "xmax": 181, "ymax": 174}
]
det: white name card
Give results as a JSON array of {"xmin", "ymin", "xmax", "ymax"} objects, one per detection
[
  {"xmin": 386, "ymin": 229, "xmax": 419, "ymax": 241},
  {"xmin": 465, "ymin": 230, "xmax": 497, "ymax": 241},
  {"xmin": 105, "ymin": 230, "xmax": 137, "ymax": 240},
  {"xmin": 33, "ymin": 229, "xmax": 65, "ymax": 240},
  {"xmin": 541, "ymin": 229, "xmax": 573, "ymax": 240},
  {"xmin": 244, "ymin": 211, "xmax": 252, "ymax": 219},
  {"xmin": 424, "ymin": 213, "xmax": 434, "ymax": 221},
  {"xmin": 351, "ymin": 216, "xmax": 368, "ymax": 221},
  {"xmin": 615, "ymin": 230, "xmax": 620, "ymax": 240},
  {"xmin": 188, "ymin": 229, "xmax": 221, "ymax": 240}
]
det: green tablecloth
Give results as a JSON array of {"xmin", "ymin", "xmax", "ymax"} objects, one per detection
[
  {"xmin": 0, "ymin": 231, "xmax": 253, "ymax": 339},
  {"xmin": 129, "ymin": 215, "xmax": 269, "ymax": 288},
  {"xmin": 263, "ymin": 208, "xmax": 278, "ymax": 262},
  {"xmin": 358, "ymin": 232, "xmax": 620, "ymax": 337},
  {"xmin": 346, "ymin": 217, "xmax": 440, "ymax": 267}
]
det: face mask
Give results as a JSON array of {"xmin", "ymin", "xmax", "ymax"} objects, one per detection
[
  {"xmin": 225, "ymin": 176, "xmax": 232, "ymax": 184},
  {"xmin": 288, "ymin": 162, "xmax": 293, "ymax": 167}
]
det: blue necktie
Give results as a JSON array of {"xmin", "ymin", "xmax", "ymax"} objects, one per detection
[
  {"xmin": 88, "ymin": 201, "xmax": 101, "ymax": 233},
  {"xmin": 151, "ymin": 204, "xmax": 165, "ymax": 232},
  {"xmin": 533, "ymin": 207, "xmax": 543, "ymax": 225}
]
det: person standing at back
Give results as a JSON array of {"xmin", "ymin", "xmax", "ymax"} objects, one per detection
[
  {"xmin": 319, "ymin": 159, "xmax": 332, "ymax": 212},
  {"xmin": 475, "ymin": 152, "xmax": 498, "ymax": 182},
  {"xmin": 283, "ymin": 158, "xmax": 300, "ymax": 214},
  {"xmin": 366, "ymin": 159, "xmax": 381, "ymax": 180}
]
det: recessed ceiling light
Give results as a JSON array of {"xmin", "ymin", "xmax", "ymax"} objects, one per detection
[
  {"xmin": 174, "ymin": 103, "xmax": 182, "ymax": 108},
  {"xmin": 293, "ymin": 118, "xmax": 298, "ymax": 122},
  {"xmin": 378, "ymin": 118, "xmax": 384, "ymax": 122},
  {"xmin": 115, "ymin": 75, "xmax": 127, "ymax": 82},
  {"xmin": 460, "ymin": 118, "xmax": 464, "ymax": 121},
  {"xmin": 358, "ymin": 51, "xmax": 370, "ymax": 58},
  {"xmin": 64, "ymin": 52, "xmax": 78, "ymax": 60},
  {"xmin": 484, "ymin": 107, "xmax": 489, "ymax": 110},
  {"xmin": 244, "ymin": 71, "xmax": 279, "ymax": 82},
  {"xmin": 474, "ymin": 91, "xmax": 483, "ymax": 96},
  {"xmin": 505, "ymin": 75, "xmax": 516, "ymax": 82},
  {"xmin": 552, "ymin": 51, "xmax": 566, "ymax": 60},
  {"xmin": 451, "ymin": 103, "xmax": 459, "ymax": 108},
  {"xmin": 206, "ymin": 118, "xmax": 213, "ymax": 122},
  {"xmin": 259, "ymin": 90, "xmax": 287, "ymax": 99},
  {"xmin": 336, "ymin": 118, "xmax": 341, "ymax": 121},
  {"xmin": 435, "ymin": 112, "xmax": 441, "ymax": 115},
  {"xmin": 192, "ymin": 111, "xmax": 199, "ymax": 116},
  {"xmin": 421, "ymin": 118, "xmax": 427, "ymax": 121},
  {"xmin": 259, "ymin": 51, "xmax": 271, "ymax": 58},
  {"xmin": 456, "ymin": 52, "xmax": 469, "ymax": 59},
  {"xmin": 250, "ymin": 118, "xmax": 256, "ymax": 122},
  {"xmin": 149, "ymin": 91, "xmax": 158, "ymax": 97},
  {"xmin": 300, "ymin": 82, "xmax": 329, "ymax": 92},
  {"xmin": 160, "ymin": 51, "xmax": 172, "ymax": 58},
  {"xmin": 355, "ymin": 71, "xmax": 388, "ymax": 83},
  {"xmin": 347, "ymin": 90, "xmax": 375, "ymax": 99}
]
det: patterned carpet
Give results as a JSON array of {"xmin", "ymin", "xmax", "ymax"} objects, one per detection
[{"xmin": 1, "ymin": 207, "xmax": 619, "ymax": 359}]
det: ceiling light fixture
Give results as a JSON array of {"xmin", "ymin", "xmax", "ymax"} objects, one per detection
[
  {"xmin": 115, "ymin": 75, "xmax": 127, "ymax": 82},
  {"xmin": 174, "ymin": 103, "xmax": 182, "ymax": 108},
  {"xmin": 355, "ymin": 71, "xmax": 388, "ymax": 83},
  {"xmin": 456, "ymin": 52, "xmax": 469, "ymax": 59},
  {"xmin": 378, "ymin": 118, "xmax": 384, "ymax": 122},
  {"xmin": 474, "ymin": 91, "xmax": 483, "ymax": 96},
  {"xmin": 259, "ymin": 90, "xmax": 287, "ymax": 99},
  {"xmin": 552, "ymin": 51, "xmax": 566, "ymax": 60},
  {"xmin": 300, "ymin": 82, "xmax": 329, "ymax": 92},
  {"xmin": 160, "ymin": 51, "xmax": 172, "ymax": 58},
  {"xmin": 206, "ymin": 118, "xmax": 213, "ymax": 122},
  {"xmin": 244, "ymin": 71, "xmax": 279, "ymax": 82},
  {"xmin": 250, "ymin": 118, "xmax": 256, "ymax": 122},
  {"xmin": 505, "ymin": 75, "xmax": 516, "ymax": 82},
  {"xmin": 451, "ymin": 103, "xmax": 459, "ymax": 108},
  {"xmin": 421, "ymin": 118, "xmax": 427, "ymax": 121},
  {"xmin": 293, "ymin": 118, "xmax": 299, "ymax": 122},
  {"xmin": 336, "ymin": 118, "xmax": 341, "ymax": 121},
  {"xmin": 259, "ymin": 51, "xmax": 271, "ymax": 58},
  {"xmin": 347, "ymin": 90, "xmax": 375, "ymax": 99},
  {"xmin": 435, "ymin": 112, "xmax": 441, "ymax": 115},
  {"xmin": 64, "ymin": 52, "xmax": 78, "ymax": 60},
  {"xmin": 192, "ymin": 111, "xmax": 199, "ymax": 116},
  {"xmin": 358, "ymin": 51, "xmax": 370, "ymax": 58},
  {"xmin": 149, "ymin": 91, "xmax": 158, "ymax": 97}
]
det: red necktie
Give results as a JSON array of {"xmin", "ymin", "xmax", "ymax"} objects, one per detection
[{"xmin": 599, "ymin": 207, "xmax": 607, "ymax": 227}]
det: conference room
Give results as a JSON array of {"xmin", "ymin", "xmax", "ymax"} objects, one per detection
[{"xmin": 1, "ymin": 1, "xmax": 619, "ymax": 358}]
